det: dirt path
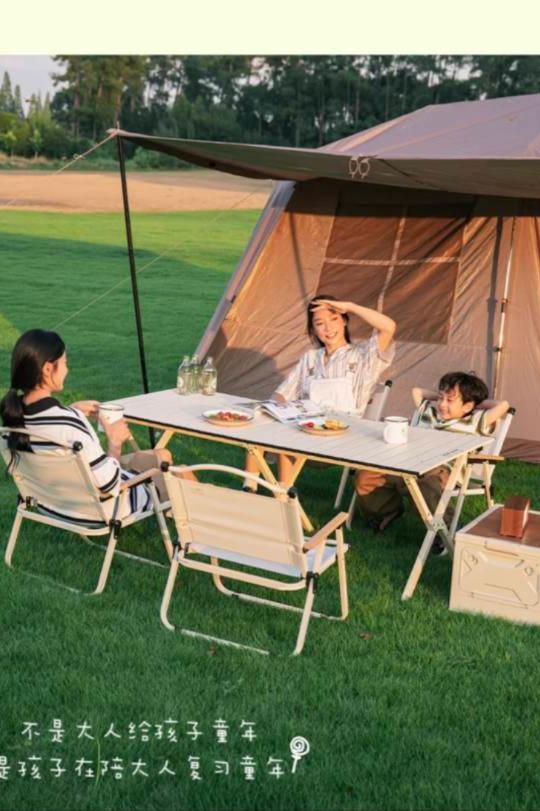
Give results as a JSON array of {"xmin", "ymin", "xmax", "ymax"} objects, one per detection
[{"xmin": 0, "ymin": 170, "xmax": 274, "ymax": 212}]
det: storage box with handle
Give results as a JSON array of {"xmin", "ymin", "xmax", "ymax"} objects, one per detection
[{"xmin": 450, "ymin": 505, "xmax": 540, "ymax": 624}]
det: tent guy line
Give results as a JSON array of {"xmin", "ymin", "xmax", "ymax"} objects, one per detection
[
  {"xmin": 52, "ymin": 181, "xmax": 262, "ymax": 330},
  {"xmin": 52, "ymin": 185, "xmax": 262, "ymax": 330},
  {"xmin": 0, "ymin": 133, "xmax": 116, "ymax": 211}
]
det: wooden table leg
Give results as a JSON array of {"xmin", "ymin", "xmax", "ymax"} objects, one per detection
[
  {"xmin": 401, "ymin": 452, "xmax": 467, "ymax": 601},
  {"xmin": 247, "ymin": 446, "xmax": 313, "ymax": 532},
  {"xmin": 154, "ymin": 429, "xmax": 175, "ymax": 450},
  {"xmin": 448, "ymin": 462, "xmax": 474, "ymax": 539},
  {"xmin": 285, "ymin": 456, "xmax": 308, "ymax": 490}
]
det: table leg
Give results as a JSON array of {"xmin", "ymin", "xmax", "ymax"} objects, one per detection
[
  {"xmin": 448, "ymin": 462, "xmax": 474, "ymax": 539},
  {"xmin": 246, "ymin": 446, "xmax": 313, "ymax": 533},
  {"xmin": 401, "ymin": 453, "xmax": 467, "ymax": 601},
  {"xmin": 154, "ymin": 429, "xmax": 175, "ymax": 450},
  {"xmin": 284, "ymin": 456, "xmax": 308, "ymax": 489}
]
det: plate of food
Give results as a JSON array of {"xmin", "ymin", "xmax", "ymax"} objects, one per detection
[
  {"xmin": 298, "ymin": 417, "xmax": 349, "ymax": 436},
  {"xmin": 202, "ymin": 407, "xmax": 254, "ymax": 427}
]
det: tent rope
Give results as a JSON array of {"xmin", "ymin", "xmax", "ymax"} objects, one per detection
[
  {"xmin": 0, "ymin": 128, "xmax": 268, "ymax": 330},
  {"xmin": 0, "ymin": 133, "xmax": 117, "ymax": 210},
  {"xmin": 52, "ymin": 186, "xmax": 265, "ymax": 329}
]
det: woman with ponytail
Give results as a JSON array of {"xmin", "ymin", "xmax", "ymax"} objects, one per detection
[
  {"xmin": 1, "ymin": 330, "xmax": 69, "ymax": 456},
  {"xmin": 0, "ymin": 329, "xmax": 179, "ymax": 523}
]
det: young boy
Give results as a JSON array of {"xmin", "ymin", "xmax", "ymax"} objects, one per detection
[{"xmin": 355, "ymin": 372, "xmax": 509, "ymax": 552}]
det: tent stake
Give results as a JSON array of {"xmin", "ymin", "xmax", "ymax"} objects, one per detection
[{"xmin": 116, "ymin": 135, "xmax": 155, "ymax": 447}]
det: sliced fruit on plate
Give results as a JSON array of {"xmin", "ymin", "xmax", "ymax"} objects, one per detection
[
  {"xmin": 324, "ymin": 419, "xmax": 347, "ymax": 430},
  {"xmin": 203, "ymin": 408, "xmax": 253, "ymax": 423}
]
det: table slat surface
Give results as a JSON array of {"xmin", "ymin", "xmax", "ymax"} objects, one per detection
[{"xmin": 115, "ymin": 390, "xmax": 489, "ymax": 476}]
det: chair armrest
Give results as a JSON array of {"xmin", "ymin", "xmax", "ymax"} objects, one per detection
[
  {"xmin": 119, "ymin": 468, "xmax": 159, "ymax": 491},
  {"xmin": 303, "ymin": 512, "xmax": 348, "ymax": 551},
  {"xmin": 467, "ymin": 454, "xmax": 505, "ymax": 464}
]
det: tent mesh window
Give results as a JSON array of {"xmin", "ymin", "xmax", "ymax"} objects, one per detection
[{"xmin": 318, "ymin": 198, "xmax": 471, "ymax": 345}]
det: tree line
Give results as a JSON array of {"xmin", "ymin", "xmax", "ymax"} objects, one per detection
[{"xmin": 1, "ymin": 55, "xmax": 540, "ymax": 165}]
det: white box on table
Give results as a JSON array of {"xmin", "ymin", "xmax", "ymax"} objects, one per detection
[{"xmin": 450, "ymin": 505, "xmax": 540, "ymax": 625}]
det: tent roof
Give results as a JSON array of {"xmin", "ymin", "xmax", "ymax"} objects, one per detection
[{"xmin": 112, "ymin": 93, "xmax": 540, "ymax": 199}]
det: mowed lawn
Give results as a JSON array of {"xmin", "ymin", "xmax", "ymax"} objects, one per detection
[{"xmin": 1, "ymin": 209, "xmax": 540, "ymax": 811}]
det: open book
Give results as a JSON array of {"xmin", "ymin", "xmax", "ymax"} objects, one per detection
[
  {"xmin": 260, "ymin": 400, "xmax": 325, "ymax": 424},
  {"xmin": 233, "ymin": 399, "xmax": 325, "ymax": 423}
]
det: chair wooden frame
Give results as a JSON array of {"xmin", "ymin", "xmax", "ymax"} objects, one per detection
[
  {"xmin": 446, "ymin": 407, "xmax": 515, "ymax": 537},
  {"xmin": 1, "ymin": 427, "xmax": 173, "ymax": 594},
  {"xmin": 160, "ymin": 463, "xmax": 349, "ymax": 656}
]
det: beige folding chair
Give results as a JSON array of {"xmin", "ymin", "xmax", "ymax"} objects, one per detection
[
  {"xmin": 445, "ymin": 406, "xmax": 515, "ymax": 537},
  {"xmin": 160, "ymin": 463, "xmax": 349, "ymax": 656},
  {"xmin": 334, "ymin": 379, "xmax": 393, "ymax": 511},
  {"xmin": 0, "ymin": 427, "xmax": 173, "ymax": 594}
]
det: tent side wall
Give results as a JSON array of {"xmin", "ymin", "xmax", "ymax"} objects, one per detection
[
  {"xmin": 497, "ymin": 206, "xmax": 540, "ymax": 460},
  {"xmin": 197, "ymin": 182, "xmax": 296, "ymax": 361},
  {"xmin": 200, "ymin": 180, "xmax": 540, "ymax": 461},
  {"xmin": 200, "ymin": 181, "xmax": 340, "ymax": 398}
]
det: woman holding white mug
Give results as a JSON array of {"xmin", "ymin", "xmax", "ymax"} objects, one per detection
[{"xmin": 0, "ymin": 329, "xmax": 191, "ymax": 524}]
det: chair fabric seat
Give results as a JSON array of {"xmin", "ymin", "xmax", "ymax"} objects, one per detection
[{"xmin": 188, "ymin": 541, "xmax": 340, "ymax": 578}]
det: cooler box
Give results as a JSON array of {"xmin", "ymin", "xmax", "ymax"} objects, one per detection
[{"xmin": 450, "ymin": 505, "xmax": 540, "ymax": 624}]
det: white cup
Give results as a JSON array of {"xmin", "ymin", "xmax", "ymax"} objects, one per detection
[
  {"xmin": 98, "ymin": 403, "xmax": 125, "ymax": 433},
  {"xmin": 383, "ymin": 416, "xmax": 409, "ymax": 445}
]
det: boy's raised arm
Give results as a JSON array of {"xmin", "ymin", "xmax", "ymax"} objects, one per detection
[
  {"xmin": 480, "ymin": 399, "xmax": 510, "ymax": 427},
  {"xmin": 412, "ymin": 387, "xmax": 438, "ymax": 408}
]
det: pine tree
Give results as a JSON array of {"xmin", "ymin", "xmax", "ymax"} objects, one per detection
[
  {"xmin": 0, "ymin": 71, "xmax": 14, "ymax": 113},
  {"xmin": 13, "ymin": 85, "xmax": 24, "ymax": 118}
]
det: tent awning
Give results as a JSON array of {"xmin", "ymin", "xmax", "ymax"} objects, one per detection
[
  {"xmin": 111, "ymin": 129, "xmax": 354, "ymax": 182},
  {"xmin": 112, "ymin": 96, "xmax": 540, "ymax": 199}
]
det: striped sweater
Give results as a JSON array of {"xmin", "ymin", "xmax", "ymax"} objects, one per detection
[{"xmin": 17, "ymin": 397, "xmax": 150, "ymax": 524}]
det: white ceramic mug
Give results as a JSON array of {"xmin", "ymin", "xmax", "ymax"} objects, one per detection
[
  {"xmin": 98, "ymin": 403, "xmax": 125, "ymax": 433},
  {"xmin": 383, "ymin": 416, "xmax": 409, "ymax": 445}
]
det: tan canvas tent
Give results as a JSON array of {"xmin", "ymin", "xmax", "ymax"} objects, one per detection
[{"xmin": 115, "ymin": 92, "xmax": 540, "ymax": 461}]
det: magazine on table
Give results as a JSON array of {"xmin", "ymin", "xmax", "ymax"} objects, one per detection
[{"xmin": 234, "ymin": 399, "xmax": 325, "ymax": 424}]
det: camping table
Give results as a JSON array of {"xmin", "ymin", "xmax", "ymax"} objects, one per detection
[{"xmin": 113, "ymin": 389, "xmax": 491, "ymax": 600}]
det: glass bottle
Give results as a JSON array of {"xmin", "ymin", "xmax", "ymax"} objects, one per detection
[
  {"xmin": 176, "ymin": 355, "xmax": 190, "ymax": 395},
  {"xmin": 201, "ymin": 356, "xmax": 217, "ymax": 395},
  {"xmin": 189, "ymin": 354, "xmax": 201, "ymax": 394}
]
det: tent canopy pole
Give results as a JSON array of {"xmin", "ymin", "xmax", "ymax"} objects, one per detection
[
  {"xmin": 493, "ymin": 216, "xmax": 517, "ymax": 398},
  {"xmin": 116, "ymin": 134, "xmax": 155, "ymax": 447}
]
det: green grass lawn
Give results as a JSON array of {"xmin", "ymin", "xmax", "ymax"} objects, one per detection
[{"xmin": 1, "ymin": 210, "xmax": 540, "ymax": 811}]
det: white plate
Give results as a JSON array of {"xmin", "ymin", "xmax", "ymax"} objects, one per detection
[
  {"xmin": 298, "ymin": 419, "xmax": 349, "ymax": 436},
  {"xmin": 202, "ymin": 407, "xmax": 254, "ymax": 427}
]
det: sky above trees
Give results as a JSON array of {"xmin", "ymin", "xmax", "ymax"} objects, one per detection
[{"xmin": 0, "ymin": 56, "xmax": 56, "ymax": 110}]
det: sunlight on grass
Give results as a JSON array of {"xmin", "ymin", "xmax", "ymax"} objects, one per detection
[{"xmin": 0, "ymin": 312, "xmax": 20, "ymax": 349}]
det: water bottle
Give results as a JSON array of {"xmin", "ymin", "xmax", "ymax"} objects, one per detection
[
  {"xmin": 189, "ymin": 354, "xmax": 201, "ymax": 394},
  {"xmin": 201, "ymin": 357, "xmax": 217, "ymax": 395},
  {"xmin": 176, "ymin": 355, "xmax": 190, "ymax": 395}
]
